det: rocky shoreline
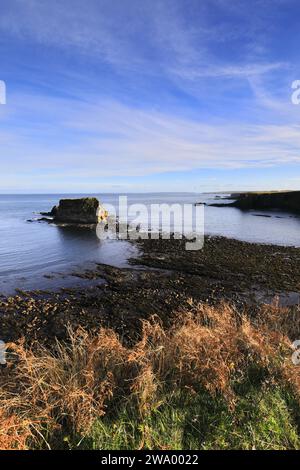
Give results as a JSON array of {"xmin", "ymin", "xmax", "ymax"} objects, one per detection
[{"xmin": 1, "ymin": 235, "xmax": 300, "ymax": 347}]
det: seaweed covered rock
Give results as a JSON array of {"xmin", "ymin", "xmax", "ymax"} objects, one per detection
[{"xmin": 53, "ymin": 198, "xmax": 108, "ymax": 224}]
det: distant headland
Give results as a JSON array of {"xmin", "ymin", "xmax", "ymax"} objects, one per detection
[{"xmin": 210, "ymin": 190, "xmax": 300, "ymax": 213}]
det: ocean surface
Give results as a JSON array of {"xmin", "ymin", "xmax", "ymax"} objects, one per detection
[{"xmin": 1, "ymin": 193, "xmax": 300, "ymax": 294}]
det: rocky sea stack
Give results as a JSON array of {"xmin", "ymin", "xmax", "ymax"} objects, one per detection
[{"xmin": 52, "ymin": 197, "xmax": 108, "ymax": 224}]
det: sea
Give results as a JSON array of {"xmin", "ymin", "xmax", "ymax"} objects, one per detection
[{"xmin": 1, "ymin": 193, "xmax": 300, "ymax": 294}]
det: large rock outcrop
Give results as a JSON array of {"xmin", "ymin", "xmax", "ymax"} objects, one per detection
[{"xmin": 53, "ymin": 198, "xmax": 108, "ymax": 224}]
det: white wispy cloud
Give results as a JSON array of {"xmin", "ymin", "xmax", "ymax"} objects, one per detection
[
  {"xmin": 0, "ymin": 0, "xmax": 286, "ymax": 82},
  {"xmin": 1, "ymin": 93, "xmax": 300, "ymax": 184}
]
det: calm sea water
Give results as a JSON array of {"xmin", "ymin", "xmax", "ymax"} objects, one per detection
[{"xmin": 1, "ymin": 193, "xmax": 300, "ymax": 294}]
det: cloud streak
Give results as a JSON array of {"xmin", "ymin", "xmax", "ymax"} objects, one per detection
[{"xmin": 1, "ymin": 93, "xmax": 300, "ymax": 182}]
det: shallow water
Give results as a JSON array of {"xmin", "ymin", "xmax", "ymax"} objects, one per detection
[{"xmin": 1, "ymin": 193, "xmax": 300, "ymax": 294}]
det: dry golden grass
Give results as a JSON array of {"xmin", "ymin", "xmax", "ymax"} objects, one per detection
[
  {"xmin": 0, "ymin": 300, "xmax": 299, "ymax": 449},
  {"xmin": 0, "ymin": 410, "xmax": 33, "ymax": 450}
]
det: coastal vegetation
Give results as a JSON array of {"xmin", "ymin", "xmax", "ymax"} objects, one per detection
[{"xmin": 1, "ymin": 301, "xmax": 300, "ymax": 450}]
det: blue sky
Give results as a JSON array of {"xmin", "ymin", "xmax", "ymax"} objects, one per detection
[{"xmin": 0, "ymin": 0, "xmax": 300, "ymax": 193}]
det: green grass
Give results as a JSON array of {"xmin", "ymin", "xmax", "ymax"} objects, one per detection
[{"xmin": 61, "ymin": 385, "xmax": 300, "ymax": 451}]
